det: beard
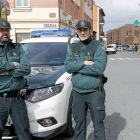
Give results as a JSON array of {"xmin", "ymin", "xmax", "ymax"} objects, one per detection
[{"xmin": 0, "ymin": 34, "xmax": 10, "ymax": 44}]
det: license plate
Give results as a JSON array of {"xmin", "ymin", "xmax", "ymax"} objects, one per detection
[{"xmin": 5, "ymin": 115, "xmax": 12, "ymax": 126}]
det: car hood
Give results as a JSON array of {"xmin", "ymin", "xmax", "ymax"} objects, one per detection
[{"xmin": 25, "ymin": 66, "xmax": 66, "ymax": 90}]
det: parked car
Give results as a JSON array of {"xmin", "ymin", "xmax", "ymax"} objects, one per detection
[
  {"xmin": 117, "ymin": 46, "xmax": 121, "ymax": 51},
  {"xmin": 2, "ymin": 30, "xmax": 79, "ymax": 140},
  {"xmin": 109, "ymin": 44, "xmax": 117, "ymax": 49},
  {"xmin": 126, "ymin": 45, "xmax": 133, "ymax": 51},
  {"xmin": 116, "ymin": 45, "xmax": 127, "ymax": 51},
  {"xmin": 123, "ymin": 46, "xmax": 126, "ymax": 50},
  {"xmin": 106, "ymin": 45, "xmax": 117, "ymax": 54}
]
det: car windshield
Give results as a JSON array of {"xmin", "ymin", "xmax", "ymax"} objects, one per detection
[
  {"xmin": 21, "ymin": 42, "xmax": 68, "ymax": 66},
  {"xmin": 107, "ymin": 46, "xmax": 113, "ymax": 48}
]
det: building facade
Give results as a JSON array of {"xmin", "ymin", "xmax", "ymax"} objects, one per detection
[
  {"xmin": 7, "ymin": 0, "xmax": 93, "ymax": 42},
  {"xmin": 106, "ymin": 24, "xmax": 140, "ymax": 46},
  {"xmin": 93, "ymin": 3, "xmax": 105, "ymax": 40}
]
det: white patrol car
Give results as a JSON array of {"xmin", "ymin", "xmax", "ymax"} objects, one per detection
[{"xmin": 2, "ymin": 30, "xmax": 79, "ymax": 140}]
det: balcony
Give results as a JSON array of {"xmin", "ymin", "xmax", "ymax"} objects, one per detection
[
  {"xmin": 100, "ymin": 32, "xmax": 104, "ymax": 39},
  {"xmin": 100, "ymin": 19, "xmax": 105, "ymax": 26}
]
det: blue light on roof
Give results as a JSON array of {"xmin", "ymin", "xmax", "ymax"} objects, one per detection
[{"xmin": 30, "ymin": 30, "xmax": 75, "ymax": 37}]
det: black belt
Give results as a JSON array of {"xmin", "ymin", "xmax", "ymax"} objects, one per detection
[{"xmin": 0, "ymin": 91, "xmax": 18, "ymax": 97}]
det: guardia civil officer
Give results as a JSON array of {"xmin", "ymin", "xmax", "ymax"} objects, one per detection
[
  {"xmin": 65, "ymin": 20, "xmax": 107, "ymax": 140},
  {"xmin": 0, "ymin": 19, "xmax": 31, "ymax": 140}
]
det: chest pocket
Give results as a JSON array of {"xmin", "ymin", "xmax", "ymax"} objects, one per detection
[
  {"xmin": 9, "ymin": 45, "xmax": 20, "ymax": 63},
  {"xmin": 0, "ymin": 56, "xmax": 6, "ymax": 62},
  {"xmin": 11, "ymin": 56, "xmax": 20, "ymax": 63},
  {"xmin": 84, "ymin": 56, "xmax": 94, "ymax": 61},
  {"xmin": 0, "ymin": 47, "xmax": 5, "ymax": 62},
  {"xmin": 74, "ymin": 56, "xmax": 80, "ymax": 61}
]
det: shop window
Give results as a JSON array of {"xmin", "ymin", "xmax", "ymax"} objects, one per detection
[{"xmin": 16, "ymin": 33, "xmax": 30, "ymax": 43}]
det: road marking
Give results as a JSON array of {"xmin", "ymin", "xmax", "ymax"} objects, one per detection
[
  {"xmin": 125, "ymin": 58, "xmax": 134, "ymax": 60},
  {"xmin": 117, "ymin": 58, "xmax": 125, "ymax": 60},
  {"xmin": 108, "ymin": 58, "xmax": 116, "ymax": 60},
  {"xmin": 108, "ymin": 58, "xmax": 140, "ymax": 60}
]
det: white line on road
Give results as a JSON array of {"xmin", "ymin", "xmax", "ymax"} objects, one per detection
[
  {"xmin": 126, "ymin": 58, "xmax": 134, "ymax": 60},
  {"xmin": 117, "ymin": 58, "xmax": 125, "ymax": 60},
  {"xmin": 109, "ymin": 58, "xmax": 116, "ymax": 60}
]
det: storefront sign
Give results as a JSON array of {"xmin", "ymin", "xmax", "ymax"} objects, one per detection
[{"xmin": 44, "ymin": 23, "xmax": 58, "ymax": 28}]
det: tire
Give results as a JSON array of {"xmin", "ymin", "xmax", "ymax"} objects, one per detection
[
  {"xmin": 106, "ymin": 52, "xmax": 108, "ymax": 54},
  {"xmin": 64, "ymin": 94, "xmax": 75, "ymax": 137},
  {"xmin": 113, "ymin": 51, "xmax": 116, "ymax": 54}
]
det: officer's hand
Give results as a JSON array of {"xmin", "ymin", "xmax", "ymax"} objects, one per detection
[
  {"xmin": 84, "ymin": 61, "xmax": 94, "ymax": 65},
  {"xmin": 13, "ymin": 62, "xmax": 20, "ymax": 67},
  {"xmin": 0, "ymin": 72, "xmax": 8, "ymax": 75}
]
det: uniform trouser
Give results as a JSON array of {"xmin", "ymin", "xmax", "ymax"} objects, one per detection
[
  {"xmin": 0, "ymin": 96, "xmax": 31, "ymax": 140},
  {"xmin": 72, "ymin": 89, "xmax": 106, "ymax": 140}
]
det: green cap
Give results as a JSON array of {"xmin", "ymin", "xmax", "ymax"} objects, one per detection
[
  {"xmin": 77, "ymin": 20, "xmax": 91, "ymax": 30},
  {"xmin": 0, "ymin": 19, "xmax": 11, "ymax": 29}
]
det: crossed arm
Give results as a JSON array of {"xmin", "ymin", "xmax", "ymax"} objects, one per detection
[
  {"xmin": 0, "ymin": 62, "xmax": 20, "ymax": 75},
  {"xmin": 0, "ymin": 47, "xmax": 31, "ymax": 77},
  {"xmin": 65, "ymin": 43, "xmax": 107, "ymax": 75},
  {"xmin": 64, "ymin": 46, "xmax": 94, "ymax": 73}
]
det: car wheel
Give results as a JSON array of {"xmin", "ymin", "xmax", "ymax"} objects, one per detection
[
  {"xmin": 106, "ymin": 52, "xmax": 108, "ymax": 54},
  {"xmin": 113, "ymin": 52, "xmax": 116, "ymax": 54},
  {"xmin": 64, "ymin": 94, "xmax": 75, "ymax": 137}
]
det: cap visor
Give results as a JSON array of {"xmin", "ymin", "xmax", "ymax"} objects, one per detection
[{"xmin": 77, "ymin": 26, "xmax": 89, "ymax": 29}]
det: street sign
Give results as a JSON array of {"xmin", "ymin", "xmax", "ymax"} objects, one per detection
[
  {"xmin": 133, "ymin": 20, "xmax": 140, "ymax": 27},
  {"xmin": 6, "ymin": 1, "xmax": 10, "ymax": 16},
  {"xmin": 0, "ymin": 0, "xmax": 7, "ymax": 19}
]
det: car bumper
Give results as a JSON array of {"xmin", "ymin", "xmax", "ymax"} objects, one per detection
[
  {"xmin": 32, "ymin": 123, "xmax": 67, "ymax": 140},
  {"xmin": 2, "ymin": 123, "xmax": 67, "ymax": 140},
  {"xmin": 106, "ymin": 50, "xmax": 115, "ymax": 52},
  {"xmin": 2, "ymin": 136, "xmax": 17, "ymax": 139},
  {"xmin": 25, "ymin": 86, "xmax": 71, "ymax": 136}
]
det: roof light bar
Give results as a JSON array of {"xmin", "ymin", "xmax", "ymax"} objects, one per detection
[{"xmin": 30, "ymin": 30, "xmax": 75, "ymax": 37}]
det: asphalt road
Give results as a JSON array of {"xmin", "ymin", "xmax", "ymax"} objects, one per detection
[{"xmin": 52, "ymin": 50, "xmax": 140, "ymax": 140}]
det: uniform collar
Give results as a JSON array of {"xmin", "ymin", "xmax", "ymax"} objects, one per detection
[
  {"xmin": 80, "ymin": 35, "xmax": 92, "ymax": 45},
  {"xmin": 0, "ymin": 39, "xmax": 13, "ymax": 47},
  {"xmin": 0, "ymin": 42, "xmax": 3, "ymax": 46}
]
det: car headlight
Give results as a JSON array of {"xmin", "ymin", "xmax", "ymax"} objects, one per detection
[{"xmin": 26, "ymin": 83, "xmax": 64, "ymax": 103}]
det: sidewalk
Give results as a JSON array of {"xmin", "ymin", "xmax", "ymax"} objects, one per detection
[{"xmin": 134, "ymin": 51, "xmax": 140, "ymax": 55}]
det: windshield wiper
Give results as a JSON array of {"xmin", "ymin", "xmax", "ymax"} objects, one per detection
[{"xmin": 30, "ymin": 64, "xmax": 50, "ymax": 67}]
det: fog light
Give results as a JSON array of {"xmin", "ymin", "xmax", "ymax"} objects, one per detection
[
  {"xmin": 43, "ymin": 119, "xmax": 52, "ymax": 127},
  {"xmin": 37, "ymin": 117, "xmax": 57, "ymax": 127}
]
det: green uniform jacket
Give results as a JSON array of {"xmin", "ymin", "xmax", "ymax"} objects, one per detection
[
  {"xmin": 0, "ymin": 40, "xmax": 31, "ymax": 93},
  {"xmin": 65, "ymin": 36, "xmax": 107, "ymax": 93}
]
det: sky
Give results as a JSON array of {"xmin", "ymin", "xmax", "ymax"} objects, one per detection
[{"xmin": 94, "ymin": 0, "xmax": 140, "ymax": 33}]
